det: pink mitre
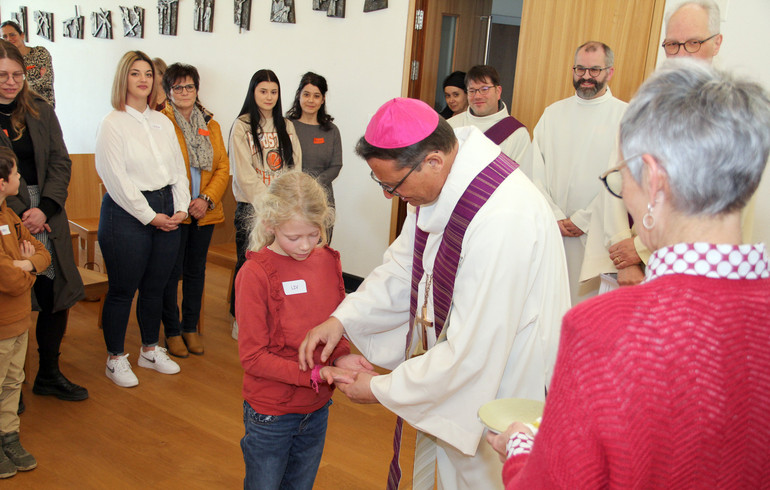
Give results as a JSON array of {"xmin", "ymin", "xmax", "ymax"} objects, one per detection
[{"xmin": 364, "ymin": 97, "xmax": 439, "ymax": 149}]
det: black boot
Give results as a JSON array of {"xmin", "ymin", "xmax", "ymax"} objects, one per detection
[{"xmin": 32, "ymin": 353, "xmax": 88, "ymax": 401}]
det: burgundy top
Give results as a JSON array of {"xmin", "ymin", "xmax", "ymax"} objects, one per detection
[{"xmin": 235, "ymin": 245, "xmax": 349, "ymax": 415}]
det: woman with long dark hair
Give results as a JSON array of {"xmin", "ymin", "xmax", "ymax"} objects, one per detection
[
  {"xmin": 0, "ymin": 40, "xmax": 86, "ymax": 402},
  {"xmin": 286, "ymin": 72, "xmax": 342, "ymax": 242},
  {"xmin": 95, "ymin": 50, "xmax": 190, "ymax": 387},
  {"xmin": 229, "ymin": 69, "xmax": 301, "ymax": 338}
]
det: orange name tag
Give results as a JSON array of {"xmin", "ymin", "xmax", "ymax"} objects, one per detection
[
  {"xmin": 313, "ymin": 137, "xmax": 324, "ymax": 144},
  {"xmin": 2, "ymin": 129, "xmax": 7, "ymax": 137},
  {"xmin": 198, "ymin": 128, "xmax": 210, "ymax": 136},
  {"xmin": 26, "ymin": 65, "xmax": 35, "ymax": 70}
]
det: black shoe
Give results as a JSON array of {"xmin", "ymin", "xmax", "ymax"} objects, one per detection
[
  {"xmin": 32, "ymin": 372, "xmax": 89, "ymax": 401},
  {"xmin": 16, "ymin": 393, "xmax": 24, "ymax": 416}
]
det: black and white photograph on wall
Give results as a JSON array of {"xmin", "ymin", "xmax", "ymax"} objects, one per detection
[
  {"xmin": 158, "ymin": 0, "xmax": 179, "ymax": 35},
  {"xmin": 121, "ymin": 6, "xmax": 145, "ymax": 38},
  {"xmin": 91, "ymin": 9, "xmax": 113, "ymax": 39},
  {"xmin": 34, "ymin": 10, "xmax": 54, "ymax": 41},
  {"xmin": 312, "ymin": 0, "xmax": 330, "ymax": 11},
  {"xmin": 270, "ymin": 0, "xmax": 295, "ymax": 23},
  {"xmin": 11, "ymin": 7, "xmax": 28, "ymax": 42},
  {"xmin": 234, "ymin": 0, "xmax": 251, "ymax": 32},
  {"xmin": 63, "ymin": 7, "xmax": 85, "ymax": 39},
  {"xmin": 194, "ymin": 0, "xmax": 215, "ymax": 32},
  {"xmin": 363, "ymin": 0, "xmax": 387, "ymax": 13},
  {"xmin": 327, "ymin": 0, "xmax": 344, "ymax": 18}
]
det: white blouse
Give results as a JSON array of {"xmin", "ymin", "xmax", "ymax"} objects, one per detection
[{"xmin": 95, "ymin": 105, "xmax": 190, "ymax": 225}]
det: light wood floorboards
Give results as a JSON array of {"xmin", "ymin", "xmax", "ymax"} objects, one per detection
[{"xmin": 9, "ymin": 262, "xmax": 415, "ymax": 489}]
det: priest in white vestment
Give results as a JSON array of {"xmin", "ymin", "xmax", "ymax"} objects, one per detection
[
  {"xmin": 526, "ymin": 41, "xmax": 627, "ymax": 305},
  {"xmin": 448, "ymin": 65, "xmax": 530, "ymax": 163},
  {"xmin": 300, "ymin": 98, "xmax": 570, "ymax": 490}
]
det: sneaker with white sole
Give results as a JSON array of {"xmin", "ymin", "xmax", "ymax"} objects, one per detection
[
  {"xmin": 137, "ymin": 347, "xmax": 180, "ymax": 374},
  {"xmin": 105, "ymin": 354, "xmax": 139, "ymax": 388}
]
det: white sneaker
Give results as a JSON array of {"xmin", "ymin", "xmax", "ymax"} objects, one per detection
[
  {"xmin": 231, "ymin": 319, "xmax": 239, "ymax": 340},
  {"xmin": 105, "ymin": 354, "xmax": 139, "ymax": 388},
  {"xmin": 137, "ymin": 347, "xmax": 180, "ymax": 374}
]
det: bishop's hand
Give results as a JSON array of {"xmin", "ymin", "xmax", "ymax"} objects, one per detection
[{"xmin": 299, "ymin": 316, "xmax": 344, "ymax": 371}]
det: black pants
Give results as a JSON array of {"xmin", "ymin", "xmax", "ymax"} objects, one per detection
[{"xmin": 33, "ymin": 275, "xmax": 68, "ymax": 360}]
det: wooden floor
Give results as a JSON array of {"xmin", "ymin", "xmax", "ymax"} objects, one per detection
[{"xmin": 8, "ymin": 261, "xmax": 415, "ymax": 489}]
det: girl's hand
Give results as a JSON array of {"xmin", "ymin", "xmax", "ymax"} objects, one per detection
[
  {"xmin": 486, "ymin": 422, "xmax": 534, "ymax": 462},
  {"xmin": 332, "ymin": 354, "xmax": 377, "ymax": 375},
  {"xmin": 319, "ymin": 366, "xmax": 357, "ymax": 385},
  {"xmin": 18, "ymin": 240, "xmax": 35, "ymax": 258}
]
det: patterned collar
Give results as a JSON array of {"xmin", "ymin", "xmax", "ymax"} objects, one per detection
[{"xmin": 645, "ymin": 242, "xmax": 769, "ymax": 282}]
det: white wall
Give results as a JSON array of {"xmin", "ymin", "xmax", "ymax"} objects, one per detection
[
  {"xmin": 657, "ymin": 0, "xmax": 770, "ymax": 244},
  {"xmin": 0, "ymin": 0, "xmax": 409, "ymax": 277}
]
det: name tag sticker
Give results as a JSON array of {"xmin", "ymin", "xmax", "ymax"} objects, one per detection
[
  {"xmin": 198, "ymin": 128, "xmax": 210, "ymax": 136},
  {"xmin": 313, "ymin": 137, "xmax": 325, "ymax": 144},
  {"xmin": 0, "ymin": 225, "xmax": 10, "ymax": 235},
  {"xmin": 150, "ymin": 123, "xmax": 162, "ymax": 129},
  {"xmin": 282, "ymin": 279, "xmax": 307, "ymax": 295}
]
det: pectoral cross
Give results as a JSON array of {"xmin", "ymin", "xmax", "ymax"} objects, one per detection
[
  {"xmin": 413, "ymin": 305, "xmax": 433, "ymax": 356},
  {"xmin": 412, "ymin": 274, "xmax": 433, "ymax": 357}
]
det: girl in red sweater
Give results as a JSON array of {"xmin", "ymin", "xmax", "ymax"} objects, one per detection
[{"xmin": 235, "ymin": 171, "xmax": 373, "ymax": 490}]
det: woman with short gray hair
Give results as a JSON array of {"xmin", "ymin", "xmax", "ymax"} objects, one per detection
[{"xmin": 488, "ymin": 59, "xmax": 770, "ymax": 488}]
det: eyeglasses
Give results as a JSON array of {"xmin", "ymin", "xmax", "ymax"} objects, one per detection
[
  {"xmin": 599, "ymin": 157, "xmax": 636, "ymax": 199},
  {"xmin": 661, "ymin": 34, "xmax": 718, "ymax": 55},
  {"xmin": 0, "ymin": 72, "xmax": 25, "ymax": 84},
  {"xmin": 467, "ymin": 85, "xmax": 496, "ymax": 97},
  {"xmin": 171, "ymin": 84, "xmax": 196, "ymax": 94},
  {"xmin": 370, "ymin": 159, "xmax": 423, "ymax": 197},
  {"xmin": 572, "ymin": 66, "xmax": 612, "ymax": 78}
]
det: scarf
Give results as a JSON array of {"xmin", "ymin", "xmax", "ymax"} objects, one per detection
[{"xmin": 172, "ymin": 103, "xmax": 214, "ymax": 172}]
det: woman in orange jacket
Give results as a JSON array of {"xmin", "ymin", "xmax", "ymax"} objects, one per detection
[{"xmin": 159, "ymin": 63, "xmax": 229, "ymax": 357}]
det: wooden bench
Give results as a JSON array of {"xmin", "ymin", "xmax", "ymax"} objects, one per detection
[
  {"xmin": 79, "ymin": 266, "xmax": 109, "ymax": 328},
  {"xmin": 206, "ymin": 242, "xmax": 237, "ymax": 334}
]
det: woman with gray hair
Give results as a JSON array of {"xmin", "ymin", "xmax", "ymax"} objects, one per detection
[{"xmin": 487, "ymin": 59, "xmax": 770, "ymax": 488}]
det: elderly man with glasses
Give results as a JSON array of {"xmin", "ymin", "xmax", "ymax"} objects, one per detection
[
  {"xmin": 300, "ymin": 97, "xmax": 569, "ymax": 490},
  {"xmin": 447, "ymin": 65, "xmax": 530, "ymax": 164},
  {"xmin": 525, "ymin": 41, "xmax": 628, "ymax": 305},
  {"xmin": 593, "ymin": 0, "xmax": 760, "ymax": 290}
]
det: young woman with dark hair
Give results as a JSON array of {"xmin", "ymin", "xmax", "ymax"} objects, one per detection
[
  {"xmin": 229, "ymin": 69, "xmax": 301, "ymax": 338},
  {"xmin": 286, "ymin": 72, "xmax": 342, "ymax": 242}
]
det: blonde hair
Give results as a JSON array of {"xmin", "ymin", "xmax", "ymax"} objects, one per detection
[
  {"xmin": 248, "ymin": 172, "xmax": 335, "ymax": 252},
  {"xmin": 110, "ymin": 50, "xmax": 155, "ymax": 111}
]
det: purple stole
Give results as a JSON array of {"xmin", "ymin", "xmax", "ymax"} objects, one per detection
[
  {"xmin": 484, "ymin": 116, "xmax": 526, "ymax": 146},
  {"xmin": 387, "ymin": 152, "xmax": 519, "ymax": 490}
]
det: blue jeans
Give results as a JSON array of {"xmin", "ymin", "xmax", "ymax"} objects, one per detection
[
  {"xmin": 162, "ymin": 220, "xmax": 215, "ymax": 336},
  {"xmin": 241, "ymin": 400, "xmax": 331, "ymax": 490},
  {"xmin": 98, "ymin": 189, "xmax": 181, "ymax": 355}
]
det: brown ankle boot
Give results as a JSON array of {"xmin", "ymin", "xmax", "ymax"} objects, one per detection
[
  {"xmin": 165, "ymin": 336, "xmax": 189, "ymax": 358},
  {"xmin": 182, "ymin": 332, "xmax": 204, "ymax": 355}
]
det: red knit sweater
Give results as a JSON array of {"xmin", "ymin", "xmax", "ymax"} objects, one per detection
[
  {"xmin": 504, "ymin": 273, "xmax": 770, "ymax": 489},
  {"xmin": 235, "ymin": 245, "xmax": 349, "ymax": 416}
]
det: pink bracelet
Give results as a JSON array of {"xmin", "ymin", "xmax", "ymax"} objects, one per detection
[
  {"xmin": 505, "ymin": 432, "xmax": 534, "ymax": 458},
  {"xmin": 310, "ymin": 365, "xmax": 323, "ymax": 393}
]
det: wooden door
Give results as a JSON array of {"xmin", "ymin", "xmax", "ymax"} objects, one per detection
[{"xmin": 511, "ymin": 0, "xmax": 666, "ymax": 133}]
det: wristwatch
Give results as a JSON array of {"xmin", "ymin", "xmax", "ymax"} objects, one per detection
[{"xmin": 198, "ymin": 193, "xmax": 215, "ymax": 210}]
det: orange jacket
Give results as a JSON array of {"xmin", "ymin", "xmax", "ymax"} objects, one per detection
[{"xmin": 161, "ymin": 104, "xmax": 229, "ymax": 226}]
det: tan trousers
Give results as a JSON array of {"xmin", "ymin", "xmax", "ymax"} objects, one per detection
[{"xmin": 0, "ymin": 330, "xmax": 28, "ymax": 434}]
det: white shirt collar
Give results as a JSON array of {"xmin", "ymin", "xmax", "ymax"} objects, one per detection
[{"xmin": 124, "ymin": 104, "xmax": 151, "ymax": 122}]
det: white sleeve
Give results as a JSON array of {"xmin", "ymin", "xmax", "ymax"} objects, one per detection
[{"xmin": 95, "ymin": 116, "xmax": 156, "ymax": 225}]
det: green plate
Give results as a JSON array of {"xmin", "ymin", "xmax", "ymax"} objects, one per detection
[{"xmin": 477, "ymin": 398, "xmax": 545, "ymax": 433}]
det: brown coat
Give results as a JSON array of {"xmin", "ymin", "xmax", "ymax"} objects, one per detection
[
  {"xmin": 1, "ymin": 96, "xmax": 85, "ymax": 313},
  {"xmin": 0, "ymin": 201, "xmax": 51, "ymax": 339}
]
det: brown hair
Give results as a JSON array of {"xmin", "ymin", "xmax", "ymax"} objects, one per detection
[
  {"xmin": 0, "ymin": 40, "xmax": 39, "ymax": 140},
  {"xmin": 110, "ymin": 50, "xmax": 155, "ymax": 111}
]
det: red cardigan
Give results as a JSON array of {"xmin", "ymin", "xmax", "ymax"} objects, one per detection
[
  {"xmin": 504, "ymin": 273, "xmax": 770, "ymax": 489},
  {"xmin": 235, "ymin": 245, "xmax": 349, "ymax": 415}
]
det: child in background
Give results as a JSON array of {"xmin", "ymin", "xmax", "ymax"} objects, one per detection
[
  {"xmin": 0, "ymin": 147, "xmax": 50, "ymax": 479},
  {"xmin": 235, "ymin": 171, "xmax": 373, "ymax": 490}
]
